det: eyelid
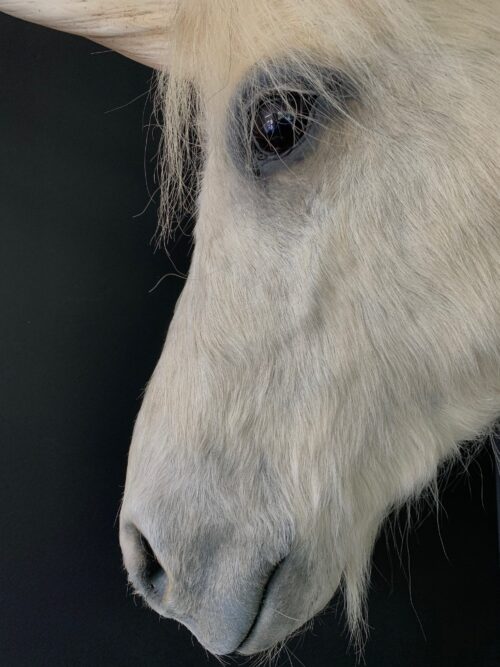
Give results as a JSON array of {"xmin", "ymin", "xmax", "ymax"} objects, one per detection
[{"xmin": 244, "ymin": 85, "xmax": 317, "ymax": 119}]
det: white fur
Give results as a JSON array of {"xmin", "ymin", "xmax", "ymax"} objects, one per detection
[{"xmin": 103, "ymin": 0, "xmax": 499, "ymax": 656}]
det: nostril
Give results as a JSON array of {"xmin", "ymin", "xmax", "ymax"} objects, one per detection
[
  {"xmin": 136, "ymin": 531, "xmax": 168, "ymax": 600},
  {"xmin": 139, "ymin": 533, "xmax": 161, "ymax": 580}
]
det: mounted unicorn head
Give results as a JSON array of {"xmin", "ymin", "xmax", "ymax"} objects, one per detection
[{"xmin": 3, "ymin": 0, "xmax": 499, "ymax": 657}]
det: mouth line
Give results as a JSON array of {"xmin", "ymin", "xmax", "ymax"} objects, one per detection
[{"xmin": 235, "ymin": 557, "xmax": 287, "ymax": 653}]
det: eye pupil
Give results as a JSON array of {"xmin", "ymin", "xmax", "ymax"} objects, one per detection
[{"xmin": 252, "ymin": 92, "xmax": 314, "ymax": 159}]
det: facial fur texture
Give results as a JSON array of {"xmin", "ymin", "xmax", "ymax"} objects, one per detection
[{"xmin": 120, "ymin": 0, "xmax": 500, "ymax": 656}]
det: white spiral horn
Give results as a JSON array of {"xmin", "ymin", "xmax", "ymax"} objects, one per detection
[{"xmin": 0, "ymin": 0, "xmax": 177, "ymax": 68}]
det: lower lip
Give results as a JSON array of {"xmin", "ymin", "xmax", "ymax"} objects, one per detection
[{"xmin": 235, "ymin": 556, "xmax": 287, "ymax": 653}]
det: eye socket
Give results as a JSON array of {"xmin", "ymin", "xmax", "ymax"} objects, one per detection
[
  {"xmin": 250, "ymin": 91, "xmax": 317, "ymax": 162},
  {"xmin": 231, "ymin": 66, "xmax": 356, "ymax": 178}
]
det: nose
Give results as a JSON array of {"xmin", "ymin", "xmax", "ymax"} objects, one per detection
[
  {"xmin": 119, "ymin": 518, "xmax": 266, "ymax": 655},
  {"xmin": 120, "ymin": 524, "xmax": 169, "ymax": 605},
  {"xmin": 119, "ymin": 514, "xmax": 296, "ymax": 656}
]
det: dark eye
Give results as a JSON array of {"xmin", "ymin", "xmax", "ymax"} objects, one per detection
[{"xmin": 251, "ymin": 91, "xmax": 317, "ymax": 162}]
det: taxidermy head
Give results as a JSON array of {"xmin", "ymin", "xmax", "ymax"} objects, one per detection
[{"xmin": 3, "ymin": 0, "xmax": 499, "ymax": 657}]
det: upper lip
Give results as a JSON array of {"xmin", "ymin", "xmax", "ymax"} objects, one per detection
[{"xmin": 236, "ymin": 556, "xmax": 287, "ymax": 653}]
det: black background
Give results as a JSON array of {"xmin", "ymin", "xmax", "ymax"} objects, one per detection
[{"xmin": 0, "ymin": 13, "xmax": 499, "ymax": 667}]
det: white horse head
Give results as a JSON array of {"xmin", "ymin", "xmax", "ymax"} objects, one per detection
[{"xmin": 4, "ymin": 0, "xmax": 499, "ymax": 657}]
